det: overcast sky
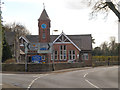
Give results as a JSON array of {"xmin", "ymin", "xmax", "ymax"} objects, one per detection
[{"xmin": 2, "ymin": 0, "xmax": 118, "ymax": 47}]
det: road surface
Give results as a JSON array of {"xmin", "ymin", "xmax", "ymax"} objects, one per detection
[{"xmin": 2, "ymin": 66, "xmax": 119, "ymax": 89}]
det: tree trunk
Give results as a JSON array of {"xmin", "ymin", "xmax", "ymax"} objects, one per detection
[
  {"xmin": 106, "ymin": 1, "xmax": 120, "ymax": 21},
  {"xmin": 15, "ymin": 33, "xmax": 20, "ymax": 63}
]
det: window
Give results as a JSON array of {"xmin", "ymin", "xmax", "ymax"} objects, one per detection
[
  {"xmin": 61, "ymin": 45, "xmax": 63, "ymax": 50},
  {"xmin": 60, "ymin": 45, "xmax": 66, "ymax": 60},
  {"xmin": 69, "ymin": 51, "xmax": 72, "ymax": 60},
  {"xmin": 69, "ymin": 50, "xmax": 76, "ymax": 60},
  {"xmin": 20, "ymin": 39, "xmax": 24, "ymax": 46},
  {"xmin": 42, "ymin": 32, "xmax": 45, "ymax": 39},
  {"xmin": 73, "ymin": 50, "xmax": 75, "ymax": 59},
  {"xmin": 60, "ymin": 51, "xmax": 63, "ymax": 60},
  {"xmin": 42, "ymin": 55, "xmax": 45, "ymax": 60},
  {"xmin": 63, "ymin": 51, "xmax": 66, "ymax": 60},
  {"xmin": 55, "ymin": 51, "xmax": 58, "ymax": 60},
  {"xmin": 64, "ymin": 45, "xmax": 66, "ymax": 50},
  {"xmin": 51, "ymin": 54, "xmax": 53, "ymax": 60},
  {"xmin": 82, "ymin": 53, "xmax": 89, "ymax": 60},
  {"xmin": 51, "ymin": 51, "xmax": 58, "ymax": 60},
  {"xmin": 63, "ymin": 45, "xmax": 66, "ymax": 60}
]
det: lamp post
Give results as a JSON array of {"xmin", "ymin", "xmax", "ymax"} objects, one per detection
[
  {"xmin": 52, "ymin": 30, "xmax": 58, "ymax": 35},
  {"xmin": 52, "ymin": 30, "xmax": 58, "ymax": 71}
]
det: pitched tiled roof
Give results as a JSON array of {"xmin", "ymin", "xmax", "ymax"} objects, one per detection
[
  {"xmin": 4, "ymin": 31, "xmax": 92, "ymax": 51},
  {"xmin": 26, "ymin": 35, "xmax": 39, "ymax": 43},
  {"xmin": 67, "ymin": 35, "xmax": 92, "ymax": 51},
  {"xmin": 5, "ymin": 31, "xmax": 15, "ymax": 45},
  {"xmin": 38, "ymin": 9, "xmax": 50, "ymax": 21},
  {"xmin": 26, "ymin": 34, "xmax": 92, "ymax": 51}
]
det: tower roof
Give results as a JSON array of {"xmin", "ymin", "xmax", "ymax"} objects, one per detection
[{"xmin": 39, "ymin": 9, "xmax": 50, "ymax": 21}]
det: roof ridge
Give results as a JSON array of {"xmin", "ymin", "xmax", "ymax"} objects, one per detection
[
  {"xmin": 39, "ymin": 9, "xmax": 50, "ymax": 21},
  {"xmin": 67, "ymin": 34, "xmax": 91, "ymax": 36}
]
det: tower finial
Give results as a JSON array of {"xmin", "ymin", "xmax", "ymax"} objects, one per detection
[{"xmin": 43, "ymin": 3, "xmax": 45, "ymax": 9}]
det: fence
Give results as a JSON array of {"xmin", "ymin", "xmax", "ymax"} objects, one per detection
[{"xmin": 92, "ymin": 56, "xmax": 119, "ymax": 67}]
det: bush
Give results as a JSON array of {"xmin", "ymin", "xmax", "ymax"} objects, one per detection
[
  {"xmin": 92, "ymin": 56, "xmax": 118, "ymax": 62},
  {"xmin": 4, "ymin": 58, "xmax": 16, "ymax": 64}
]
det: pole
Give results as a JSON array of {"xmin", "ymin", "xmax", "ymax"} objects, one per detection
[
  {"xmin": 24, "ymin": 43, "xmax": 28, "ymax": 72},
  {"xmin": 0, "ymin": 0, "xmax": 2, "ymax": 89},
  {"xmin": 0, "ymin": 0, "xmax": 2, "ymax": 69},
  {"xmin": 52, "ymin": 48, "xmax": 55, "ymax": 71},
  {"xmin": 52, "ymin": 31, "xmax": 55, "ymax": 71},
  {"xmin": 25, "ymin": 53, "xmax": 27, "ymax": 72},
  {"xmin": 51, "ymin": 30, "xmax": 58, "ymax": 71},
  {"xmin": 118, "ymin": 2, "xmax": 120, "ymax": 90},
  {"xmin": 118, "ymin": 2, "xmax": 120, "ymax": 66}
]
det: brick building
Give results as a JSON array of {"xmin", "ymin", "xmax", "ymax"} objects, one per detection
[{"xmin": 19, "ymin": 9, "xmax": 92, "ymax": 65}]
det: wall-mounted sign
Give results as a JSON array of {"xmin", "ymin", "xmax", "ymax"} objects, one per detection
[
  {"xmin": 25, "ymin": 43, "xmax": 52, "ymax": 54},
  {"xmin": 30, "ymin": 43, "xmax": 38, "ymax": 50},
  {"xmin": 32, "ymin": 55, "xmax": 42, "ymax": 63},
  {"xmin": 38, "ymin": 43, "xmax": 52, "ymax": 53},
  {"xmin": 40, "ymin": 48, "xmax": 47, "ymax": 50}
]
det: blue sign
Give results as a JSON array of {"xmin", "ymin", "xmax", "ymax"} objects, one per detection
[
  {"xmin": 32, "ymin": 55, "xmax": 42, "ymax": 63},
  {"xmin": 40, "ymin": 48, "xmax": 47, "ymax": 50}
]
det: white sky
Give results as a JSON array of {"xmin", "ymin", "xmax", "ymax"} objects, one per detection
[{"xmin": 2, "ymin": 0, "xmax": 118, "ymax": 47}]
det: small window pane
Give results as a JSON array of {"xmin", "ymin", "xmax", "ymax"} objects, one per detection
[
  {"xmin": 61, "ymin": 51, "xmax": 62, "ymax": 54},
  {"xmin": 55, "ymin": 51, "xmax": 58, "ymax": 60},
  {"xmin": 64, "ymin": 45, "xmax": 66, "ymax": 50},
  {"xmin": 42, "ymin": 55, "xmax": 45, "ymax": 60},
  {"xmin": 69, "ymin": 51, "xmax": 71, "ymax": 54},
  {"xmin": 55, "ymin": 51, "xmax": 57, "ymax": 54},
  {"xmin": 51, "ymin": 54, "xmax": 53, "ymax": 60},
  {"xmin": 42, "ymin": 33, "xmax": 45, "ymax": 39},
  {"xmin": 73, "ymin": 55, "xmax": 75, "ymax": 59},
  {"xmin": 82, "ymin": 53, "xmax": 89, "ymax": 60},
  {"xmin": 73, "ymin": 50, "xmax": 75, "ymax": 54},
  {"xmin": 70, "ymin": 56, "xmax": 71, "ymax": 60},
  {"xmin": 60, "ymin": 45, "xmax": 62, "ymax": 50}
]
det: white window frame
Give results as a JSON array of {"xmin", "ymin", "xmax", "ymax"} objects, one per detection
[
  {"xmin": 82, "ymin": 53, "xmax": 89, "ymax": 60},
  {"xmin": 60, "ymin": 45, "xmax": 63, "ymax": 60},
  {"xmin": 69, "ymin": 50, "xmax": 76, "ymax": 60},
  {"xmin": 42, "ymin": 32, "xmax": 46, "ymax": 39},
  {"xmin": 69, "ymin": 50, "xmax": 71, "ymax": 60},
  {"xmin": 51, "ymin": 54, "xmax": 53, "ymax": 60},
  {"xmin": 63, "ymin": 45, "xmax": 67, "ymax": 60},
  {"xmin": 42, "ymin": 55, "xmax": 45, "ymax": 60},
  {"xmin": 55, "ymin": 50, "xmax": 58, "ymax": 60},
  {"xmin": 60, "ymin": 45, "xmax": 67, "ymax": 60},
  {"xmin": 73, "ymin": 50, "xmax": 76, "ymax": 60}
]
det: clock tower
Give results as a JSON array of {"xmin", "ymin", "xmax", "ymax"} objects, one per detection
[{"xmin": 38, "ymin": 9, "xmax": 51, "ymax": 43}]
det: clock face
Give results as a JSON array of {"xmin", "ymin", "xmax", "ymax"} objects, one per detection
[{"xmin": 41, "ymin": 24, "xmax": 46, "ymax": 29}]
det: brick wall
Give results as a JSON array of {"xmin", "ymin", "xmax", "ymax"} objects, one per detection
[
  {"xmin": 53, "ymin": 43, "xmax": 80, "ymax": 62},
  {"xmin": 38, "ymin": 21, "xmax": 50, "ymax": 43},
  {"xmin": 2, "ymin": 63, "xmax": 85, "ymax": 72},
  {"xmin": 2, "ymin": 61, "xmax": 118, "ymax": 72}
]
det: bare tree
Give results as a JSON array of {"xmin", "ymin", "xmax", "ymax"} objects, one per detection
[
  {"xmin": 3, "ymin": 22, "xmax": 31, "ymax": 63},
  {"xmin": 100, "ymin": 41, "xmax": 109, "ymax": 55},
  {"xmin": 4, "ymin": 22, "xmax": 31, "ymax": 36},
  {"xmin": 109, "ymin": 37, "xmax": 118, "ymax": 55},
  {"xmin": 88, "ymin": 0, "xmax": 120, "ymax": 21}
]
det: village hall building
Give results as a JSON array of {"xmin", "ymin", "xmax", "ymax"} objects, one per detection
[{"xmin": 18, "ymin": 8, "xmax": 92, "ymax": 65}]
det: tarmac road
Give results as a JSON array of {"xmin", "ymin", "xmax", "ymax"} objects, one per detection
[{"xmin": 2, "ymin": 66, "xmax": 119, "ymax": 90}]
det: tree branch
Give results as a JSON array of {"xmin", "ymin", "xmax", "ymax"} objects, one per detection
[{"xmin": 105, "ymin": 1, "xmax": 120, "ymax": 21}]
